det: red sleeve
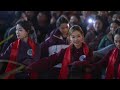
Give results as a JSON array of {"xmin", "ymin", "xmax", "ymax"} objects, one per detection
[{"xmin": 27, "ymin": 49, "xmax": 66, "ymax": 73}]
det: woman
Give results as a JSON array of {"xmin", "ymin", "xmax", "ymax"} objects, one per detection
[
  {"xmin": 98, "ymin": 20, "xmax": 120, "ymax": 50},
  {"xmin": 92, "ymin": 28, "xmax": 120, "ymax": 79},
  {"xmin": 0, "ymin": 20, "xmax": 41, "ymax": 79},
  {"xmin": 85, "ymin": 16, "xmax": 106, "ymax": 51},
  {"xmin": 39, "ymin": 15, "xmax": 69, "ymax": 79},
  {"xmin": 27, "ymin": 25, "xmax": 94, "ymax": 79}
]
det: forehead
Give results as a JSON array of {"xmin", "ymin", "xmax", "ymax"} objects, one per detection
[
  {"xmin": 71, "ymin": 30, "xmax": 82, "ymax": 35},
  {"xmin": 113, "ymin": 14, "xmax": 119, "ymax": 18},
  {"xmin": 114, "ymin": 34, "xmax": 120, "ymax": 40},
  {"xmin": 60, "ymin": 23, "xmax": 68, "ymax": 27},
  {"xmin": 110, "ymin": 23, "xmax": 118, "ymax": 26},
  {"xmin": 16, "ymin": 24, "xmax": 23, "ymax": 29},
  {"xmin": 70, "ymin": 16, "xmax": 77, "ymax": 19},
  {"xmin": 94, "ymin": 19, "xmax": 102, "ymax": 23}
]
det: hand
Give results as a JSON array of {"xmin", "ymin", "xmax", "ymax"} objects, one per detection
[{"xmin": 69, "ymin": 61, "xmax": 81, "ymax": 66}]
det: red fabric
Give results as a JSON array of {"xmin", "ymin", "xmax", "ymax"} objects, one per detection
[
  {"xmin": 58, "ymin": 43, "xmax": 89, "ymax": 79},
  {"xmin": 83, "ymin": 73, "xmax": 92, "ymax": 79},
  {"xmin": 105, "ymin": 48, "xmax": 119, "ymax": 79},
  {"xmin": 5, "ymin": 39, "xmax": 20, "ymax": 79},
  {"xmin": 5, "ymin": 37, "xmax": 38, "ymax": 79}
]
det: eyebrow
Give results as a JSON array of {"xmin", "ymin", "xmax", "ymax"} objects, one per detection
[{"xmin": 16, "ymin": 27, "xmax": 23, "ymax": 29}]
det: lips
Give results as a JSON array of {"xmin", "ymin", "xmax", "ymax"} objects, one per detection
[
  {"xmin": 74, "ymin": 42, "xmax": 80, "ymax": 45},
  {"xmin": 16, "ymin": 35, "xmax": 20, "ymax": 38}
]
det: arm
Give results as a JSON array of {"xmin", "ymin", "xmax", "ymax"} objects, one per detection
[
  {"xmin": 0, "ymin": 43, "xmax": 12, "ymax": 71},
  {"xmin": 27, "ymin": 49, "xmax": 66, "ymax": 73},
  {"xmin": 0, "ymin": 43, "xmax": 13, "ymax": 60},
  {"xmin": 39, "ymin": 40, "xmax": 49, "ymax": 59},
  {"xmin": 90, "ymin": 50, "xmax": 113, "ymax": 68},
  {"xmin": 85, "ymin": 31, "xmax": 92, "ymax": 44},
  {"xmin": 98, "ymin": 36, "xmax": 106, "ymax": 50}
]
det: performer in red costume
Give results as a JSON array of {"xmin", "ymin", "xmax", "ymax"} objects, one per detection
[
  {"xmin": 28, "ymin": 25, "xmax": 94, "ymax": 79},
  {"xmin": 90, "ymin": 28, "xmax": 120, "ymax": 79},
  {"xmin": 0, "ymin": 20, "xmax": 41, "ymax": 79}
]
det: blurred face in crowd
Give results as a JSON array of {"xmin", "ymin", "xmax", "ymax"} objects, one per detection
[
  {"xmin": 98, "ymin": 11, "xmax": 108, "ymax": 17},
  {"xmin": 93, "ymin": 19, "xmax": 103, "ymax": 32},
  {"xmin": 16, "ymin": 24, "xmax": 29, "ymax": 41},
  {"xmin": 70, "ymin": 30, "xmax": 84, "ymax": 49},
  {"xmin": 51, "ymin": 11, "xmax": 61, "ymax": 17},
  {"xmin": 21, "ymin": 12, "xmax": 28, "ymax": 21},
  {"xmin": 110, "ymin": 22, "xmax": 119, "ymax": 34},
  {"xmin": 59, "ymin": 23, "xmax": 69, "ymax": 37},
  {"xmin": 69, "ymin": 16, "xmax": 79, "ymax": 26},
  {"xmin": 82, "ymin": 11, "xmax": 92, "ymax": 18},
  {"xmin": 37, "ymin": 12, "xmax": 48, "ymax": 27},
  {"xmin": 112, "ymin": 14, "xmax": 120, "ymax": 22},
  {"xmin": 25, "ymin": 11, "xmax": 35, "ymax": 20},
  {"xmin": 114, "ymin": 34, "xmax": 120, "ymax": 49}
]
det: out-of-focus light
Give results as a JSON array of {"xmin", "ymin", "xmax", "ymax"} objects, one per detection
[{"xmin": 88, "ymin": 18, "xmax": 94, "ymax": 24}]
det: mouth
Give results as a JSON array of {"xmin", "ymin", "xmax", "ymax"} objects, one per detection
[
  {"xmin": 16, "ymin": 35, "xmax": 20, "ymax": 38},
  {"xmin": 74, "ymin": 42, "xmax": 80, "ymax": 45}
]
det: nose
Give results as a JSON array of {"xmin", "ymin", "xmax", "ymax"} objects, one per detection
[
  {"xmin": 116, "ymin": 43, "xmax": 120, "ymax": 47},
  {"xmin": 16, "ymin": 30, "xmax": 19, "ymax": 34},
  {"xmin": 74, "ymin": 37, "xmax": 78, "ymax": 41}
]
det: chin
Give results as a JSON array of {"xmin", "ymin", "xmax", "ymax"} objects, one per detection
[
  {"xmin": 17, "ymin": 37, "xmax": 20, "ymax": 39},
  {"xmin": 74, "ymin": 44, "xmax": 81, "ymax": 48}
]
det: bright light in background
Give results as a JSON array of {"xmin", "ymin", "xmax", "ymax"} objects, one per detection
[{"xmin": 88, "ymin": 18, "xmax": 94, "ymax": 24}]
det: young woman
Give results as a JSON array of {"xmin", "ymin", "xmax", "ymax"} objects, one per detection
[
  {"xmin": 27, "ymin": 25, "xmax": 94, "ymax": 79},
  {"xmin": 98, "ymin": 20, "xmax": 120, "ymax": 50},
  {"xmin": 0, "ymin": 20, "xmax": 41, "ymax": 79},
  {"xmin": 39, "ymin": 15, "xmax": 69, "ymax": 79},
  {"xmin": 92, "ymin": 28, "xmax": 120, "ymax": 79},
  {"xmin": 85, "ymin": 16, "xmax": 106, "ymax": 51}
]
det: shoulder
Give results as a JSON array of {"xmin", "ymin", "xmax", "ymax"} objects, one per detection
[{"xmin": 86, "ymin": 30, "xmax": 95, "ymax": 37}]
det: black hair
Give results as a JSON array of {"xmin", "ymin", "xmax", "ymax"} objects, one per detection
[
  {"xmin": 16, "ymin": 20, "xmax": 34, "ymax": 34},
  {"xmin": 94, "ymin": 15, "xmax": 104, "ymax": 24},
  {"xmin": 94, "ymin": 15, "xmax": 108, "ymax": 30},
  {"xmin": 56, "ymin": 15, "xmax": 69, "ymax": 27},
  {"xmin": 15, "ymin": 11, "xmax": 25, "ymax": 19},
  {"xmin": 69, "ymin": 25, "xmax": 84, "ymax": 37},
  {"xmin": 114, "ymin": 28, "xmax": 120, "ymax": 36}
]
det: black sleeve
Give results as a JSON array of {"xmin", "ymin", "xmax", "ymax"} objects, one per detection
[{"xmin": 0, "ymin": 43, "xmax": 13, "ymax": 60}]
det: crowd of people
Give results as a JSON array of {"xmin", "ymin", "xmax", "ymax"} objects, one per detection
[{"xmin": 0, "ymin": 11, "xmax": 120, "ymax": 79}]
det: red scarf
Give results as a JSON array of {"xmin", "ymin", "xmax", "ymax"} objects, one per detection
[
  {"xmin": 58, "ymin": 43, "xmax": 89, "ymax": 79},
  {"xmin": 5, "ymin": 37, "xmax": 38, "ymax": 79},
  {"xmin": 105, "ymin": 48, "xmax": 120, "ymax": 79}
]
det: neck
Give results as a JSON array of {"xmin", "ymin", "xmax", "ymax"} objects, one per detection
[
  {"xmin": 21, "ymin": 36, "xmax": 28, "ymax": 43},
  {"xmin": 74, "ymin": 43, "xmax": 82, "ymax": 49},
  {"xmin": 62, "ymin": 34, "xmax": 68, "ymax": 38}
]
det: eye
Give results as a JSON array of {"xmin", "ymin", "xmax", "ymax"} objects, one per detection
[
  {"xmin": 72, "ymin": 36, "xmax": 75, "ymax": 38},
  {"xmin": 77, "ymin": 35, "xmax": 81, "ymax": 37},
  {"xmin": 114, "ymin": 40, "xmax": 118, "ymax": 43}
]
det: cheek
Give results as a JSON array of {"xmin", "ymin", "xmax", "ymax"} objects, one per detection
[
  {"xmin": 63, "ymin": 29, "xmax": 68, "ymax": 33},
  {"xmin": 70, "ymin": 37, "xmax": 73, "ymax": 42},
  {"xmin": 22, "ymin": 31, "xmax": 28, "ymax": 36},
  {"xmin": 79, "ymin": 37, "xmax": 84, "ymax": 42}
]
